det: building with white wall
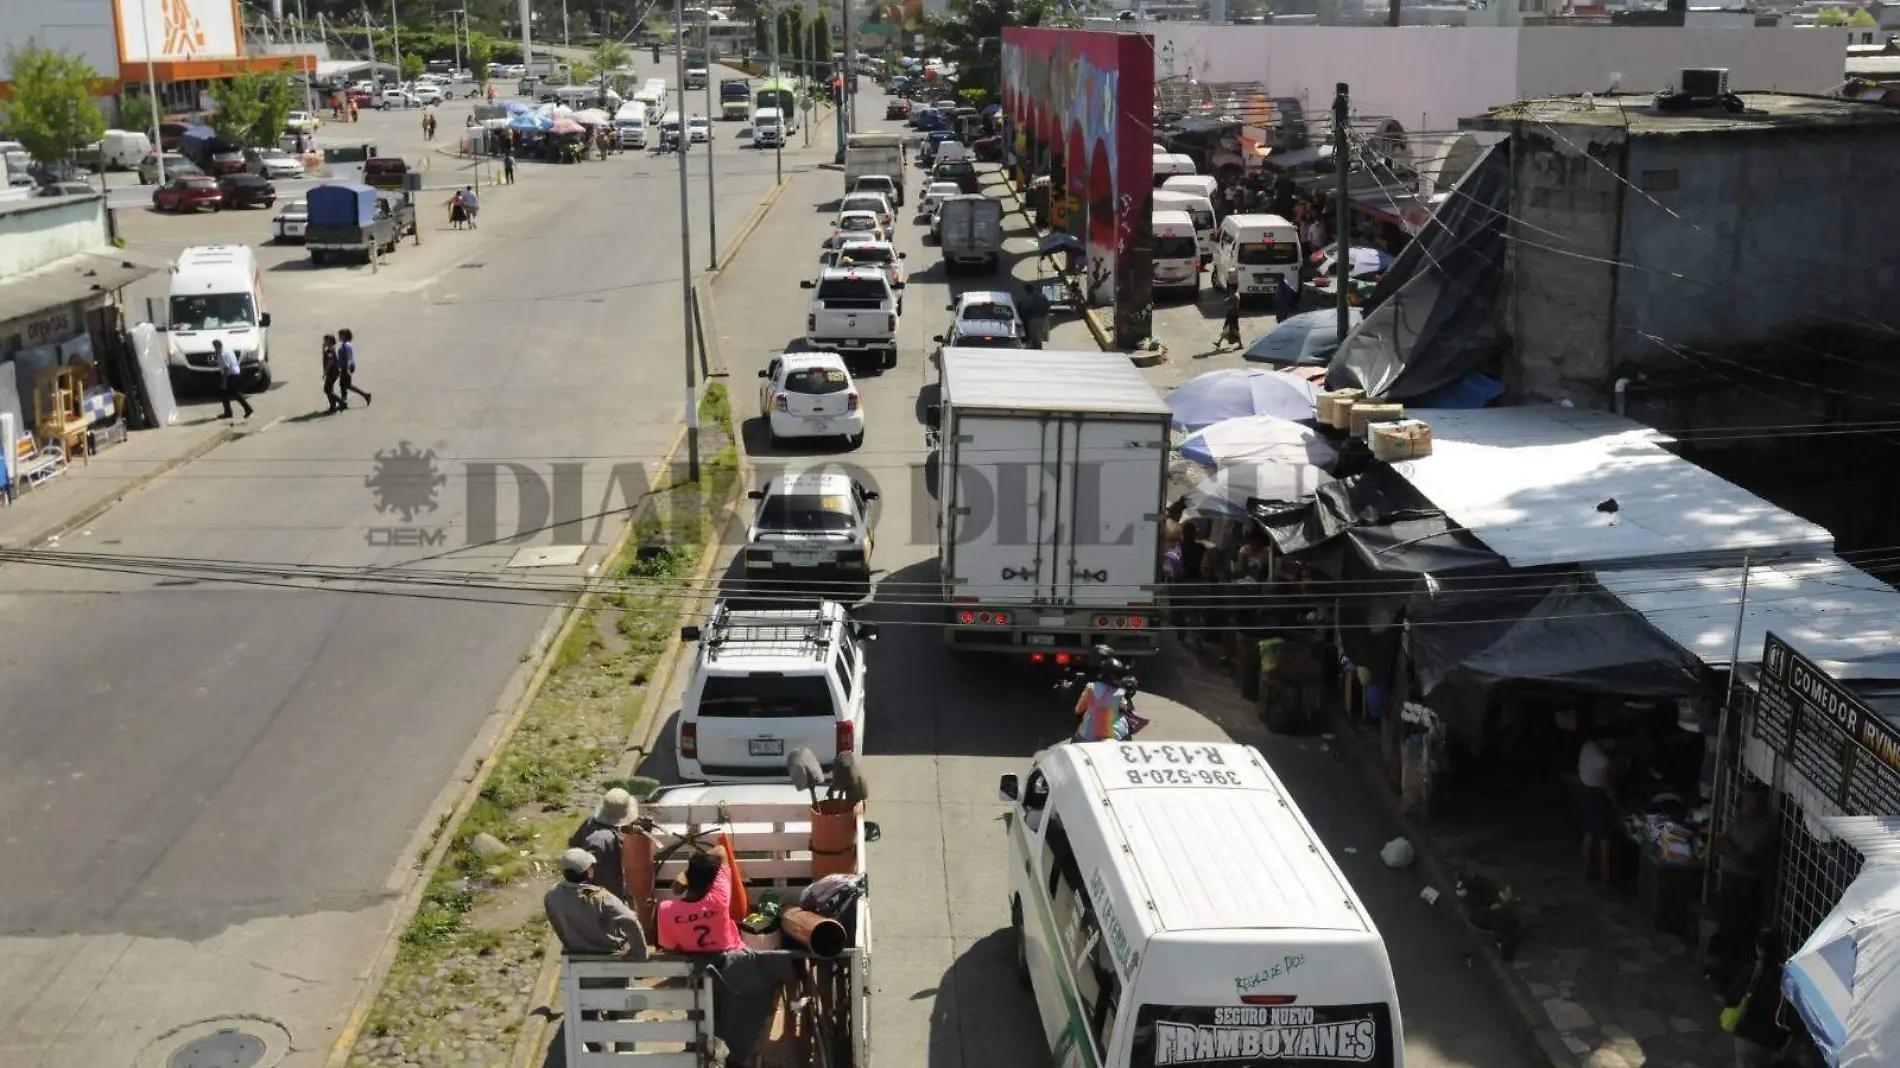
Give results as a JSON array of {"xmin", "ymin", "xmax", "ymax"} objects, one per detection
[
  {"xmin": 1147, "ymin": 24, "xmax": 1847, "ymax": 137},
  {"xmin": 0, "ymin": 0, "xmax": 311, "ymax": 121}
]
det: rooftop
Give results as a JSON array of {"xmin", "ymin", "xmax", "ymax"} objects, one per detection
[
  {"xmin": 1391, "ymin": 406, "xmax": 1836, "ymax": 570},
  {"xmin": 940, "ymin": 348, "xmax": 1171, "ymax": 416},
  {"xmin": 1462, "ymin": 92, "xmax": 1900, "ymax": 137}
]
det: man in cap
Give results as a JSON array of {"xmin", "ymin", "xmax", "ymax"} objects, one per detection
[
  {"xmin": 568, "ymin": 787, "xmax": 638, "ymax": 900},
  {"xmin": 544, "ymin": 848, "xmax": 647, "ymax": 1052}
]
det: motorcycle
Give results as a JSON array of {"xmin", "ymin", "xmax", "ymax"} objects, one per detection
[{"xmin": 1055, "ymin": 645, "xmax": 1149, "ymax": 741}]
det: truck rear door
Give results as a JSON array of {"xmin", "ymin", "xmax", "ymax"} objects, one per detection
[
  {"xmin": 1054, "ymin": 416, "xmax": 1163, "ymax": 607},
  {"xmin": 945, "ymin": 413, "xmax": 1060, "ymax": 604}
]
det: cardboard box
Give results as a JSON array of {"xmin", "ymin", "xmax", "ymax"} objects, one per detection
[
  {"xmin": 1350, "ymin": 403, "xmax": 1405, "ymax": 438},
  {"xmin": 1317, "ymin": 388, "xmax": 1364, "ymax": 429},
  {"xmin": 1371, "ymin": 419, "xmax": 1433, "ymax": 461}
]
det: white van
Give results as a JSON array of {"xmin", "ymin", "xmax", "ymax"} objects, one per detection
[
  {"xmin": 633, "ymin": 88, "xmax": 664, "ymax": 121},
  {"xmin": 1150, "ymin": 209, "xmax": 1202, "ymax": 296},
  {"xmin": 1213, "ymin": 213, "xmax": 1303, "ymax": 297},
  {"xmin": 753, "ymin": 107, "xmax": 786, "ymax": 147},
  {"xmin": 1153, "ymin": 152, "xmax": 1196, "ymax": 188},
  {"xmin": 1162, "ymin": 173, "xmax": 1219, "ymax": 203},
  {"xmin": 614, "ymin": 104, "xmax": 648, "ymax": 148},
  {"xmin": 999, "ymin": 742, "xmax": 1405, "ymax": 1068},
  {"xmin": 1153, "ymin": 188, "xmax": 1215, "ymax": 264},
  {"xmin": 98, "ymin": 130, "xmax": 153, "ymax": 170},
  {"xmin": 166, "ymin": 245, "xmax": 273, "ymax": 389}
]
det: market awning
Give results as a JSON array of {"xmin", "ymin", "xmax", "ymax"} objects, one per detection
[
  {"xmin": 1594, "ymin": 558, "xmax": 1900, "ymax": 680},
  {"xmin": 1252, "ymin": 464, "xmax": 1505, "ymax": 580},
  {"xmin": 0, "ymin": 249, "xmax": 164, "ymax": 327}
]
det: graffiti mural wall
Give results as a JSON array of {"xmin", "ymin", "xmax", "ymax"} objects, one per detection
[{"xmin": 1002, "ymin": 29, "xmax": 1155, "ymax": 349}]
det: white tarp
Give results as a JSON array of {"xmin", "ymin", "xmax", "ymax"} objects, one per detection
[{"xmin": 1784, "ymin": 816, "xmax": 1900, "ymax": 1068}]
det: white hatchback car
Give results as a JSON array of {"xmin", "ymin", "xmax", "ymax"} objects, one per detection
[
  {"xmin": 687, "ymin": 116, "xmax": 711, "ymax": 142},
  {"xmin": 675, "ymin": 600, "xmax": 876, "ymax": 782},
  {"xmin": 743, "ymin": 470, "xmax": 878, "ymax": 579},
  {"xmin": 758, "ymin": 352, "xmax": 865, "ymax": 447},
  {"xmin": 949, "ymin": 289, "xmax": 1024, "ymax": 336},
  {"xmin": 839, "ymin": 191, "xmax": 894, "ymax": 230},
  {"xmin": 917, "ymin": 180, "xmax": 961, "ymax": 220}
]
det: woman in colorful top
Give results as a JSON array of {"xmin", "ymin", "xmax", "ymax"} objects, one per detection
[{"xmin": 1072, "ymin": 671, "xmax": 1129, "ymax": 743}]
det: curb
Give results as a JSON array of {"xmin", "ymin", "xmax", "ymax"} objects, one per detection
[
  {"xmin": 708, "ymin": 177, "xmax": 788, "ymax": 286},
  {"xmin": 988, "ymin": 168, "xmax": 1153, "ymax": 367},
  {"xmin": 1, "ymin": 425, "xmax": 237, "ymax": 552},
  {"xmin": 322, "ymin": 424, "xmax": 689, "ymax": 1068},
  {"xmin": 1324, "ymin": 713, "xmax": 1574, "ymax": 1068}
]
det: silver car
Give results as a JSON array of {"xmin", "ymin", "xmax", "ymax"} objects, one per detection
[
  {"xmin": 246, "ymin": 148, "xmax": 305, "ymax": 180},
  {"xmin": 272, "ymin": 198, "xmax": 309, "ymax": 242},
  {"xmin": 137, "ymin": 152, "xmax": 200, "ymax": 185}
]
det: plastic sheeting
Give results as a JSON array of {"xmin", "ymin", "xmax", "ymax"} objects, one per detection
[
  {"xmin": 1324, "ymin": 139, "xmax": 1512, "ymax": 401},
  {"xmin": 1783, "ymin": 816, "xmax": 1900, "ymax": 1068},
  {"xmin": 1243, "ymin": 308, "xmax": 1363, "ymax": 367},
  {"xmin": 1253, "ymin": 465, "xmax": 1504, "ymax": 579},
  {"xmin": 127, "ymin": 323, "xmax": 180, "ymax": 428}
]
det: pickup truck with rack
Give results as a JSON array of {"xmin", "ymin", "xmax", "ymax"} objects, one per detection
[
  {"xmin": 304, "ymin": 182, "xmax": 414, "ymax": 265},
  {"xmin": 801, "ymin": 266, "xmax": 900, "ymax": 371},
  {"xmin": 560, "ymin": 782, "xmax": 872, "ymax": 1067}
]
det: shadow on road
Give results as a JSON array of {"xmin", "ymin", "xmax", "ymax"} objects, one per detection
[{"xmin": 924, "ymin": 929, "xmax": 1052, "ymax": 1068}]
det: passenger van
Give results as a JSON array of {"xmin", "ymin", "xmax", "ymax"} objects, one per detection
[
  {"xmin": 166, "ymin": 245, "xmax": 274, "ymax": 389},
  {"xmin": 1150, "ymin": 209, "xmax": 1202, "ymax": 296},
  {"xmin": 1213, "ymin": 213, "xmax": 1303, "ymax": 297},
  {"xmin": 1153, "ymin": 188, "xmax": 1215, "ymax": 264},
  {"xmin": 999, "ymin": 742, "xmax": 1405, "ymax": 1068},
  {"xmin": 1152, "ymin": 152, "xmax": 1196, "ymax": 188},
  {"xmin": 1161, "ymin": 173, "xmax": 1219, "ymax": 204},
  {"xmin": 614, "ymin": 104, "xmax": 648, "ymax": 148}
]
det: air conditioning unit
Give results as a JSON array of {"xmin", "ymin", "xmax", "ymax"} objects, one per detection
[{"xmin": 1679, "ymin": 68, "xmax": 1730, "ymax": 98}]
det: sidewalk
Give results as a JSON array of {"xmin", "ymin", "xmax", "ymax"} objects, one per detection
[{"xmin": 0, "ymin": 420, "xmax": 234, "ymax": 550}]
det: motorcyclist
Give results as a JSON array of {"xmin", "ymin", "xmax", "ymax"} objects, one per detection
[{"xmin": 1071, "ymin": 655, "xmax": 1132, "ymax": 742}]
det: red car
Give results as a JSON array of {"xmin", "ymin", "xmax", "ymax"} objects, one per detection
[{"xmin": 152, "ymin": 175, "xmax": 224, "ymax": 212}]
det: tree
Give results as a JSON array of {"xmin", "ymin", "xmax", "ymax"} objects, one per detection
[
  {"xmin": 567, "ymin": 59, "xmax": 598, "ymax": 87},
  {"xmin": 0, "ymin": 44, "xmax": 108, "ymax": 169},
  {"xmin": 593, "ymin": 40, "xmax": 630, "ymax": 75},
  {"xmin": 811, "ymin": 12, "xmax": 830, "ymax": 71},
  {"xmin": 400, "ymin": 51, "xmax": 426, "ymax": 83},
  {"xmin": 468, "ymin": 33, "xmax": 494, "ymax": 86},
  {"xmin": 927, "ymin": 0, "xmax": 1052, "ymax": 97},
  {"xmin": 206, "ymin": 73, "xmax": 263, "ymax": 144},
  {"xmin": 1848, "ymin": 7, "xmax": 1879, "ymax": 26},
  {"xmin": 1816, "ymin": 6, "xmax": 1847, "ymax": 24}
]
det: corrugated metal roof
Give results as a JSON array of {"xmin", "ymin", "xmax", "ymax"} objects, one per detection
[
  {"xmin": 0, "ymin": 249, "xmax": 162, "ymax": 326},
  {"xmin": 1594, "ymin": 558, "xmax": 1900, "ymax": 681},
  {"xmin": 1108, "ymin": 779, "xmax": 1370, "ymax": 934},
  {"xmin": 941, "ymin": 349, "xmax": 1171, "ymax": 416},
  {"xmin": 1391, "ymin": 406, "xmax": 1836, "ymax": 569}
]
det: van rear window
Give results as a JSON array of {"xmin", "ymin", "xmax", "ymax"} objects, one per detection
[
  {"xmin": 1130, "ymin": 1002, "xmax": 1395, "ymax": 1067},
  {"xmin": 698, "ymin": 674, "xmax": 834, "ymax": 718},
  {"xmin": 1237, "ymin": 241, "xmax": 1300, "ymax": 266},
  {"xmin": 1155, "ymin": 236, "xmax": 1199, "ymax": 260}
]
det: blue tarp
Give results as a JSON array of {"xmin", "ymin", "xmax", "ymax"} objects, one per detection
[
  {"xmin": 305, "ymin": 182, "xmax": 377, "ymax": 226},
  {"xmin": 1244, "ymin": 308, "xmax": 1362, "ymax": 367},
  {"xmin": 509, "ymin": 112, "xmax": 552, "ymax": 131}
]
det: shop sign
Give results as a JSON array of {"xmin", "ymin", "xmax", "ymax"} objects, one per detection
[
  {"xmin": 17, "ymin": 305, "xmax": 78, "ymax": 346},
  {"xmin": 1150, "ymin": 1004, "xmax": 1385, "ymax": 1065},
  {"xmin": 1756, "ymin": 632, "xmax": 1900, "ymax": 814}
]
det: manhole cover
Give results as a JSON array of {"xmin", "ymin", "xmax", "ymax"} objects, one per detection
[
  {"xmin": 459, "ymin": 262, "xmax": 485, "ymax": 269},
  {"xmin": 167, "ymin": 1029, "xmax": 266, "ymax": 1068}
]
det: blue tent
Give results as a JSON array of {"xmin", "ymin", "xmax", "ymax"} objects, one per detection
[{"xmin": 508, "ymin": 112, "xmax": 551, "ymax": 131}]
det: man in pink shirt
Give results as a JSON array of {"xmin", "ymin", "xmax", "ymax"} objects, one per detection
[{"xmin": 656, "ymin": 850, "xmax": 743, "ymax": 953}]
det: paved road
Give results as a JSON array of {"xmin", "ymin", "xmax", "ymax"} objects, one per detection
[
  {"xmin": 0, "ymin": 65, "xmax": 822, "ymax": 1068},
  {"xmin": 647, "ymin": 85, "xmax": 1548, "ymax": 1068}
]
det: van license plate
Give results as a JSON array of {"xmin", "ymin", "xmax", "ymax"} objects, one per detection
[
  {"xmin": 1027, "ymin": 634, "xmax": 1056, "ymax": 646},
  {"xmin": 749, "ymin": 738, "xmax": 785, "ymax": 757},
  {"xmin": 1245, "ymin": 285, "xmax": 1268, "ymax": 294}
]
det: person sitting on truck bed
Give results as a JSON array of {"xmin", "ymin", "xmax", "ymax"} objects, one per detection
[
  {"xmin": 656, "ymin": 850, "xmax": 743, "ymax": 954},
  {"xmin": 546, "ymin": 848, "xmax": 649, "ymax": 958}
]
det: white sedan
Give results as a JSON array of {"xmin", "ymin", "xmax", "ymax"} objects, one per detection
[
  {"xmin": 917, "ymin": 180, "xmax": 961, "ymax": 220},
  {"xmin": 378, "ymin": 89, "xmax": 420, "ymax": 109},
  {"xmin": 758, "ymin": 352, "xmax": 864, "ymax": 447},
  {"xmin": 686, "ymin": 116, "xmax": 711, "ymax": 143},
  {"xmin": 272, "ymin": 198, "xmax": 309, "ymax": 242},
  {"xmin": 824, "ymin": 210, "xmax": 887, "ymax": 249}
]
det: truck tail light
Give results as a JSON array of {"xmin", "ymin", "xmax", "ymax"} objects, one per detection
[
  {"xmin": 847, "ymin": 392, "xmax": 860, "ymax": 411},
  {"xmin": 773, "ymin": 393, "xmax": 789, "ymax": 412},
  {"xmin": 887, "ymin": 314, "xmax": 897, "ymax": 332},
  {"xmin": 680, "ymin": 722, "xmax": 698, "ymax": 758},
  {"xmin": 807, "ymin": 313, "xmax": 817, "ymax": 332},
  {"xmin": 836, "ymin": 720, "xmax": 855, "ymax": 755}
]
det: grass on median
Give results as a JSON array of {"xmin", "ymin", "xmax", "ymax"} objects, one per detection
[{"xmin": 350, "ymin": 383, "xmax": 738, "ymax": 1065}]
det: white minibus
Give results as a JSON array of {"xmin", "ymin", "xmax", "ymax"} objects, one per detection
[
  {"xmin": 1152, "ymin": 153, "xmax": 1196, "ymax": 188},
  {"xmin": 999, "ymin": 741, "xmax": 1405, "ymax": 1068},
  {"xmin": 1213, "ymin": 213, "xmax": 1303, "ymax": 297},
  {"xmin": 1152, "ymin": 188, "xmax": 1215, "ymax": 264},
  {"xmin": 1150, "ymin": 209, "xmax": 1202, "ymax": 296},
  {"xmin": 1161, "ymin": 174, "xmax": 1219, "ymax": 203}
]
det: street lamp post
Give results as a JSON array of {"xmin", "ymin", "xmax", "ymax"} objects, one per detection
[
  {"xmin": 674, "ymin": 0, "xmax": 701, "ymax": 483},
  {"xmin": 703, "ymin": 3, "xmax": 718, "ymax": 269},
  {"xmin": 139, "ymin": 0, "xmax": 165, "ymax": 186}
]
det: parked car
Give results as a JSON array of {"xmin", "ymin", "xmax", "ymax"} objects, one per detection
[
  {"xmin": 40, "ymin": 181, "xmax": 97, "ymax": 198},
  {"xmin": 345, "ymin": 88, "xmax": 376, "ymax": 110},
  {"xmin": 272, "ymin": 198, "xmax": 309, "ymax": 242},
  {"xmin": 285, "ymin": 110, "xmax": 320, "ymax": 132},
  {"xmin": 378, "ymin": 89, "xmax": 420, "ymax": 109},
  {"xmin": 245, "ymin": 147, "xmax": 305, "ymax": 180},
  {"xmin": 137, "ymin": 152, "xmax": 200, "ymax": 184},
  {"xmin": 410, "ymin": 84, "xmax": 445, "ymax": 105},
  {"xmin": 217, "ymin": 173, "xmax": 277, "ymax": 209},
  {"xmin": 158, "ymin": 122, "xmax": 190, "ymax": 151},
  {"xmin": 152, "ymin": 175, "xmax": 224, "ymax": 212},
  {"xmin": 361, "ymin": 157, "xmax": 410, "ymax": 191}
]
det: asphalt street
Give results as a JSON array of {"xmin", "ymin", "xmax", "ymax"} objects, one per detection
[
  {"xmin": 0, "ymin": 65, "xmax": 822, "ymax": 1068},
  {"xmin": 641, "ymin": 85, "xmax": 1550, "ymax": 1068}
]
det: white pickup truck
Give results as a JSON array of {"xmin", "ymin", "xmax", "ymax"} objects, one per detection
[
  {"xmin": 801, "ymin": 266, "xmax": 899, "ymax": 371},
  {"xmin": 559, "ymin": 783, "xmax": 872, "ymax": 1067}
]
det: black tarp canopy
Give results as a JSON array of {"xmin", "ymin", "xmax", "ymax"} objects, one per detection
[
  {"xmin": 1324, "ymin": 139, "xmax": 1512, "ymax": 401},
  {"xmin": 1252, "ymin": 465, "xmax": 1505, "ymax": 580}
]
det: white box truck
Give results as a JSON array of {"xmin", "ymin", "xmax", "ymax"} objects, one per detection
[
  {"xmin": 925, "ymin": 349, "xmax": 1170, "ymax": 658},
  {"xmin": 843, "ymin": 131, "xmax": 905, "ymax": 205},
  {"xmin": 560, "ymin": 782, "xmax": 872, "ymax": 1066},
  {"xmin": 937, "ymin": 194, "xmax": 1003, "ymax": 274}
]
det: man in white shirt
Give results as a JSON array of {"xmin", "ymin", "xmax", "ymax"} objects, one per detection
[
  {"xmin": 1577, "ymin": 734, "xmax": 1619, "ymax": 889},
  {"xmin": 213, "ymin": 340, "xmax": 254, "ymax": 420}
]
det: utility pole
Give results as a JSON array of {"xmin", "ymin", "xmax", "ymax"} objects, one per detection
[
  {"xmin": 139, "ymin": 0, "xmax": 165, "ymax": 186},
  {"xmin": 674, "ymin": 0, "xmax": 701, "ymax": 482},
  {"xmin": 390, "ymin": 0, "xmax": 404, "ymax": 82},
  {"xmin": 519, "ymin": 0, "xmax": 533, "ymax": 88},
  {"xmin": 1333, "ymin": 81, "xmax": 1352, "ymax": 344},
  {"xmin": 832, "ymin": 0, "xmax": 848, "ymax": 164},
  {"xmin": 451, "ymin": 10, "xmax": 462, "ymax": 75},
  {"xmin": 563, "ymin": 0, "xmax": 571, "ymax": 48},
  {"xmin": 768, "ymin": 8, "xmax": 781, "ymax": 184},
  {"xmin": 843, "ymin": 0, "xmax": 856, "ymax": 136},
  {"xmin": 703, "ymin": 3, "xmax": 719, "ymax": 269}
]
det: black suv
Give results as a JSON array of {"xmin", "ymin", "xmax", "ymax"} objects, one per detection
[{"xmin": 932, "ymin": 158, "xmax": 979, "ymax": 195}]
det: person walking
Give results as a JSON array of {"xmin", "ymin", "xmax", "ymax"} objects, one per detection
[
  {"xmin": 335, "ymin": 328, "xmax": 372, "ymax": 408},
  {"xmin": 422, "ymin": 113, "xmax": 431, "ymax": 140},
  {"xmin": 460, "ymin": 185, "xmax": 479, "ymax": 229},
  {"xmin": 321, "ymin": 334, "xmax": 343, "ymax": 413},
  {"xmin": 214, "ymin": 340, "xmax": 255, "ymax": 420},
  {"xmin": 448, "ymin": 189, "xmax": 468, "ymax": 230},
  {"xmin": 503, "ymin": 151, "xmax": 516, "ymax": 184},
  {"xmin": 1214, "ymin": 283, "xmax": 1243, "ymax": 351}
]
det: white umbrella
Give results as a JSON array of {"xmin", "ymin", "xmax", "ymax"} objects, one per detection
[
  {"xmin": 571, "ymin": 108, "xmax": 612, "ymax": 126},
  {"xmin": 1784, "ymin": 816, "xmax": 1900, "ymax": 1068},
  {"xmin": 1178, "ymin": 415, "xmax": 1337, "ymax": 506},
  {"xmin": 1165, "ymin": 368, "xmax": 1319, "ymax": 431}
]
